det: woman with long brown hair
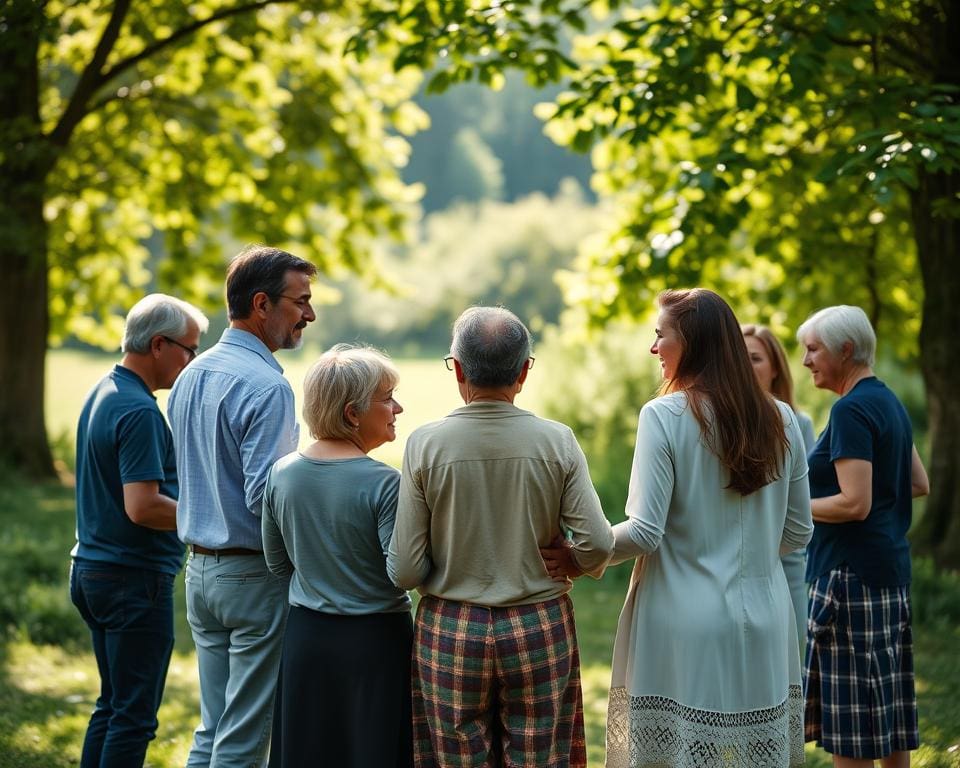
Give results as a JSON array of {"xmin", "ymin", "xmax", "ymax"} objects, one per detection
[{"xmin": 605, "ymin": 289, "xmax": 813, "ymax": 768}]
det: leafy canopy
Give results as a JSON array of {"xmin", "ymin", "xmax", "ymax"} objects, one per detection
[
  {"xmin": 358, "ymin": 0, "xmax": 958, "ymax": 356},
  {"xmin": 33, "ymin": 0, "xmax": 428, "ymax": 346}
]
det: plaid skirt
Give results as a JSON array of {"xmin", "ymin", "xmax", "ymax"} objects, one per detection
[
  {"xmin": 803, "ymin": 566, "xmax": 919, "ymax": 759},
  {"xmin": 411, "ymin": 593, "xmax": 586, "ymax": 768}
]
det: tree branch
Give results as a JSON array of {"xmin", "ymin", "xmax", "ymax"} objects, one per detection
[
  {"xmin": 48, "ymin": 0, "xmax": 132, "ymax": 148},
  {"xmin": 48, "ymin": 0, "xmax": 298, "ymax": 149},
  {"xmin": 98, "ymin": 0, "xmax": 292, "ymax": 86}
]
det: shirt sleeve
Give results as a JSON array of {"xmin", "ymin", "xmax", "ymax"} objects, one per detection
[
  {"xmin": 611, "ymin": 402, "xmax": 674, "ymax": 564},
  {"xmin": 261, "ymin": 465, "xmax": 293, "ymax": 578},
  {"xmin": 782, "ymin": 408, "xmax": 814, "ymax": 554},
  {"xmin": 559, "ymin": 430, "xmax": 613, "ymax": 578},
  {"xmin": 829, "ymin": 398, "xmax": 875, "ymax": 463},
  {"xmin": 239, "ymin": 383, "xmax": 299, "ymax": 518},
  {"xmin": 387, "ymin": 441, "xmax": 433, "ymax": 589},
  {"xmin": 116, "ymin": 407, "xmax": 170, "ymax": 489},
  {"xmin": 376, "ymin": 470, "xmax": 402, "ymax": 560}
]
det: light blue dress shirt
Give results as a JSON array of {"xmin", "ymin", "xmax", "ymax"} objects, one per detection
[{"xmin": 168, "ymin": 328, "xmax": 299, "ymax": 550}]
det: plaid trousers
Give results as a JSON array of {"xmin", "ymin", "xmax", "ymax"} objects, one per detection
[
  {"xmin": 411, "ymin": 594, "xmax": 586, "ymax": 768},
  {"xmin": 803, "ymin": 566, "xmax": 919, "ymax": 759}
]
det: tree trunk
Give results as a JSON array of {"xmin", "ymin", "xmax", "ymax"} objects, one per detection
[
  {"xmin": 910, "ymin": 168, "xmax": 960, "ymax": 568},
  {"xmin": 0, "ymin": 191, "xmax": 53, "ymax": 479},
  {"xmin": 0, "ymin": 1, "xmax": 55, "ymax": 478}
]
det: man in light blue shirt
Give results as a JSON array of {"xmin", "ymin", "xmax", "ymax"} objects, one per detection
[{"xmin": 168, "ymin": 244, "xmax": 316, "ymax": 768}]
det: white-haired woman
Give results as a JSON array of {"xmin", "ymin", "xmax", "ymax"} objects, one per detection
[
  {"xmin": 261, "ymin": 344, "xmax": 411, "ymax": 768},
  {"xmin": 797, "ymin": 306, "xmax": 928, "ymax": 768}
]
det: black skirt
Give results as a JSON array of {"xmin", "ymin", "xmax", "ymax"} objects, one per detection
[{"xmin": 271, "ymin": 606, "xmax": 414, "ymax": 768}]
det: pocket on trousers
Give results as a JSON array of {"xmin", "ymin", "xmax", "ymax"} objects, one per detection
[
  {"xmin": 145, "ymin": 572, "xmax": 175, "ymax": 605},
  {"xmin": 808, "ymin": 572, "xmax": 840, "ymax": 640},
  {"xmin": 215, "ymin": 572, "xmax": 268, "ymax": 585},
  {"xmin": 78, "ymin": 569, "xmax": 127, "ymax": 626}
]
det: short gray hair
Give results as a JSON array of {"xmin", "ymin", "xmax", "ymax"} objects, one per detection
[
  {"xmin": 796, "ymin": 305, "xmax": 876, "ymax": 367},
  {"xmin": 450, "ymin": 306, "xmax": 532, "ymax": 388},
  {"xmin": 122, "ymin": 294, "xmax": 209, "ymax": 354},
  {"xmin": 303, "ymin": 344, "xmax": 399, "ymax": 441}
]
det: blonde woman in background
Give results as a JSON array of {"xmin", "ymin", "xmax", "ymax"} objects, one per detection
[{"xmin": 742, "ymin": 323, "xmax": 816, "ymax": 653}]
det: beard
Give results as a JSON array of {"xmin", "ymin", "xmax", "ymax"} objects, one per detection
[{"xmin": 272, "ymin": 322, "xmax": 307, "ymax": 350}]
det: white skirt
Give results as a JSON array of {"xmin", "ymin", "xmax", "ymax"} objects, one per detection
[{"xmin": 605, "ymin": 684, "xmax": 804, "ymax": 768}]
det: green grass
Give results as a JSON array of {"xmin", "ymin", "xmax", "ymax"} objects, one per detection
[
  {"xmin": 3, "ymin": 474, "xmax": 959, "ymax": 766},
  {"xmin": 9, "ymin": 350, "xmax": 957, "ymax": 766}
]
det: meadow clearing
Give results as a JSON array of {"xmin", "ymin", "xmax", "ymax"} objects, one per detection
[{"xmin": 0, "ymin": 349, "xmax": 956, "ymax": 767}]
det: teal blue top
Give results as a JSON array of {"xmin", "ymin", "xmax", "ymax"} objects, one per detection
[
  {"xmin": 72, "ymin": 365, "xmax": 183, "ymax": 575},
  {"xmin": 262, "ymin": 453, "xmax": 411, "ymax": 615}
]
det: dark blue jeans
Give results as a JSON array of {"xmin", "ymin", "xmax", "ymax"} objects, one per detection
[{"xmin": 70, "ymin": 561, "xmax": 176, "ymax": 768}]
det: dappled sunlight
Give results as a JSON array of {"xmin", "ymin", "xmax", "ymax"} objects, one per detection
[
  {"xmin": 0, "ymin": 641, "xmax": 199, "ymax": 768},
  {"xmin": 1, "ymin": 641, "xmax": 90, "ymax": 767},
  {"xmin": 581, "ymin": 662, "xmax": 612, "ymax": 766}
]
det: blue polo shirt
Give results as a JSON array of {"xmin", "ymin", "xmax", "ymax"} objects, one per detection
[
  {"xmin": 72, "ymin": 365, "xmax": 183, "ymax": 575},
  {"xmin": 805, "ymin": 377, "xmax": 915, "ymax": 586}
]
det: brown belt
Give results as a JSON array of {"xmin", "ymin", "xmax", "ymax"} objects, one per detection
[{"xmin": 190, "ymin": 544, "xmax": 261, "ymax": 557}]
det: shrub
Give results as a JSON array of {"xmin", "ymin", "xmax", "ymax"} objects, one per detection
[
  {"xmin": 0, "ymin": 469, "xmax": 85, "ymax": 646},
  {"xmin": 910, "ymin": 556, "xmax": 960, "ymax": 627},
  {"xmin": 538, "ymin": 316, "xmax": 660, "ymax": 522}
]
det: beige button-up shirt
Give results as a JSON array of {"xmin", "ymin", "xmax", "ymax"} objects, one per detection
[{"xmin": 388, "ymin": 400, "xmax": 614, "ymax": 607}]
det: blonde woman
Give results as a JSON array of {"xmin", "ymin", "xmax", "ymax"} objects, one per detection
[{"xmin": 261, "ymin": 344, "xmax": 411, "ymax": 768}]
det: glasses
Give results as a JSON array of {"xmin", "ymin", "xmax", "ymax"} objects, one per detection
[
  {"xmin": 278, "ymin": 294, "xmax": 313, "ymax": 310},
  {"xmin": 444, "ymin": 355, "xmax": 535, "ymax": 371},
  {"xmin": 162, "ymin": 336, "xmax": 198, "ymax": 361}
]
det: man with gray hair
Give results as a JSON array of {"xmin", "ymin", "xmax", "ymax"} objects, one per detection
[
  {"xmin": 389, "ymin": 305, "xmax": 613, "ymax": 768},
  {"xmin": 71, "ymin": 293, "xmax": 208, "ymax": 767}
]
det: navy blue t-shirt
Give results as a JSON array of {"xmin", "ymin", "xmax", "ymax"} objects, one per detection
[
  {"xmin": 72, "ymin": 365, "xmax": 184, "ymax": 575},
  {"xmin": 805, "ymin": 377, "xmax": 914, "ymax": 586}
]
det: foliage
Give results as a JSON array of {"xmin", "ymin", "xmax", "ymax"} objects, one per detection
[
  {"xmin": 539, "ymin": 313, "xmax": 662, "ymax": 518},
  {"xmin": 313, "ymin": 181, "xmax": 605, "ymax": 353},
  {"xmin": 0, "ymin": 471, "xmax": 85, "ymax": 646},
  {"xmin": 10, "ymin": 0, "xmax": 428, "ymax": 347},
  {"xmin": 441, "ymin": 126, "xmax": 506, "ymax": 203},
  {"xmin": 359, "ymin": 0, "xmax": 951, "ymax": 354},
  {"xmin": 911, "ymin": 556, "xmax": 960, "ymax": 628}
]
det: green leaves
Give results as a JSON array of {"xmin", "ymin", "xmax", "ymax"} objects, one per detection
[
  {"xmin": 387, "ymin": 0, "xmax": 939, "ymax": 357},
  {"xmin": 20, "ymin": 0, "xmax": 428, "ymax": 347}
]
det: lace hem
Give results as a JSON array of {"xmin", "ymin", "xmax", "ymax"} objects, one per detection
[{"xmin": 605, "ymin": 685, "xmax": 804, "ymax": 768}]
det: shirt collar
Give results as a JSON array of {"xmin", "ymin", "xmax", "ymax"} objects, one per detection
[
  {"xmin": 113, "ymin": 364, "xmax": 155, "ymax": 400},
  {"xmin": 219, "ymin": 327, "xmax": 284, "ymax": 374},
  {"xmin": 448, "ymin": 400, "xmax": 531, "ymax": 418}
]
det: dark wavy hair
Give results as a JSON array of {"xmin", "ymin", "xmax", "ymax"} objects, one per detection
[
  {"xmin": 658, "ymin": 289, "xmax": 788, "ymax": 495},
  {"xmin": 226, "ymin": 244, "xmax": 317, "ymax": 320}
]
